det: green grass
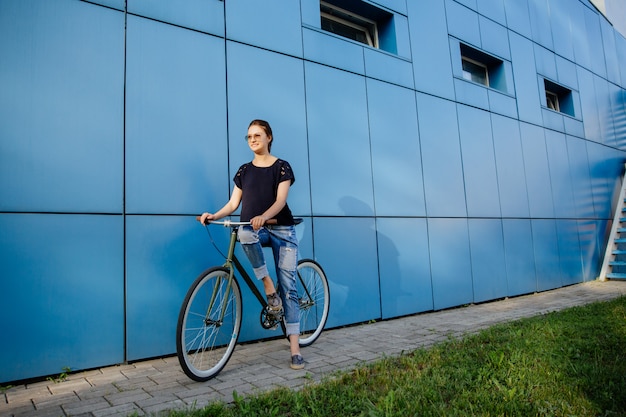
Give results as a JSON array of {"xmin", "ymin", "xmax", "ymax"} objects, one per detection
[{"xmin": 165, "ymin": 296, "xmax": 626, "ymax": 417}]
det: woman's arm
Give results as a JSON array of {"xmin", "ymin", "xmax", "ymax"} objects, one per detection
[
  {"xmin": 250, "ymin": 180, "xmax": 291, "ymax": 230},
  {"xmin": 199, "ymin": 186, "xmax": 243, "ymax": 224}
]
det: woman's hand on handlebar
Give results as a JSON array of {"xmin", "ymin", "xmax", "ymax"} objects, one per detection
[
  {"xmin": 250, "ymin": 215, "xmax": 267, "ymax": 231},
  {"xmin": 199, "ymin": 212, "xmax": 215, "ymax": 225}
]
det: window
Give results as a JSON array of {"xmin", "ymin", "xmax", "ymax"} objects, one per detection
[
  {"xmin": 545, "ymin": 90, "xmax": 560, "ymax": 112},
  {"xmin": 544, "ymin": 79, "xmax": 574, "ymax": 117},
  {"xmin": 462, "ymin": 57, "xmax": 488, "ymax": 86},
  {"xmin": 320, "ymin": 0, "xmax": 396, "ymax": 54},
  {"xmin": 459, "ymin": 43, "xmax": 507, "ymax": 93},
  {"xmin": 321, "ymin": 2, "xmax": 378, "ymax": 48}
]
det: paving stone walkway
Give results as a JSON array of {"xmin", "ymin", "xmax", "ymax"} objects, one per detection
[{"xmin": 2, "ymin": 280, "xmax": 625, "ymax": 417}]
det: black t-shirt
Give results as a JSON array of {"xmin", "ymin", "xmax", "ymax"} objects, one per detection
[{"xmin": 234, "ymin": 159, "xmax": 295, "ymax": 225}]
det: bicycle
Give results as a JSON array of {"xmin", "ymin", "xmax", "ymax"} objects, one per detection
[{"xmin": 176, "ymin": 217, "xmax": 330, "ymax": 381}]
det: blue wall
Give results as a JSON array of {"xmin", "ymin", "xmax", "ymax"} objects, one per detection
[{"xmin": 1, "ymin": 0, "xmax": 625, "ymax": 382}]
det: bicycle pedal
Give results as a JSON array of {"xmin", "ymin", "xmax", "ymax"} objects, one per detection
[{"xmin": 266, "ymin": 306, "xmax": 284, "ymax": 316}]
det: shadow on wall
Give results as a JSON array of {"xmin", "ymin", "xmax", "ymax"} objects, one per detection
[{"xmin": 338, "ymin": 196, "xmax": 410, "ymax": 319}]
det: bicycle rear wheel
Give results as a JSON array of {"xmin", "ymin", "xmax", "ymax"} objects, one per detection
[
  {"xmin": 296, "ymin": 259, "xmax": 330, "ymax": 347},
  {"xmin": 176, "ymin": 267, "xmax": 242, "ymax": 381}
]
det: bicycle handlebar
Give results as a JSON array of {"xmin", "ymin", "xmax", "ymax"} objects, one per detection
[{"xmin": 195, "ymin": 216, "xmax": 278, "ymax": 227}]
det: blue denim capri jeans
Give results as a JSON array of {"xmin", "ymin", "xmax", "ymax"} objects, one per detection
[{"xmin": 238, "ymin": 225, "xmax": 300, "ymax": 336}]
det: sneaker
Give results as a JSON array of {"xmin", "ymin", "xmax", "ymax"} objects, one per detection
[
  {"xmin": 266, "ymin": 292, "xmax": 283, "ymax": 312},
  {"xmin": 290, "ymin": 354, "xmax": 305, "ymax": 370}
]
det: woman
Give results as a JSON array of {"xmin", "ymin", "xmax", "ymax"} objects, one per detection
[{"xmin": 199, "ymin": 119, "xmax": 304, "ymax": 370}]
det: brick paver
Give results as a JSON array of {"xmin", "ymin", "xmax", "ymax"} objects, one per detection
[{"xmin": 2, "ymin": 280, "xmax": 625, "ymax": 416}]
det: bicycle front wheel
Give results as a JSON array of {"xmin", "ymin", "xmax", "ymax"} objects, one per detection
[
  {"xmin": 296, "ymin": 259, "xmax": 330, "ymax": 347},
  {"xmin": 176, "ymin": 267, "xmax": 242, "ymax": 381}
]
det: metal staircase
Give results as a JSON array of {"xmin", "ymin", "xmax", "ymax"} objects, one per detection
[{"xmin": 599, "ymin": 163, "xmax": 626, "ymax": 281}]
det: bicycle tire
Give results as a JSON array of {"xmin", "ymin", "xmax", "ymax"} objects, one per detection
[
  {"xmin": 294, "ymin": 259, "xmax": 330, "ymax": 347},
  {"xmin": 176, "ymin": 267, "xmax": 242, "ymax": 381}
]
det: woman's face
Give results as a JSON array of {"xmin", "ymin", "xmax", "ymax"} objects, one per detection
[{"xmin": 246, "ymin": 124, "xmax": 271, "ymax": 153}]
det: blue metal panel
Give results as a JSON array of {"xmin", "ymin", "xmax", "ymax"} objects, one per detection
[
  {"xmin": 617, "ymin": 36, "xmax": 626, "ymax": 89},
  {"xmin": 594, "ymin": 75, "xmax": 615, "ymax": 147},
  {"xmin": 491, "ymin": 114, "xmax": 530, "ymax": 217},
  {"xmin": 428, "ymin": 218, "xmax": 473, "ymax": 310},
  {"xmin": 488, "ymin": 90, "xmax": 518, "ymax": 118},
  {"xmin": 364, "ymin": 49, "xmax": 414, "ymax": 89},
  {"xmin": 455, "ymin": 0, "xmax": 477, "ymax": 10},
  {"xmin": 569, "ymin": 1, "xmax": 592, "ymax": 70},
  {"xmin": 407, "ymin": 1, "xmax": 455, "ymax": 99},
  {"xmin": 225, "ymin": 0, "xmax": 302, "ymax": 57},
  {"xmin": 604, "ymin": 148, "xmax": 626, "ymax": 214},
  {"xmin": 226, "ymin": 41, "xmax": 310, "ymax": 217},
  {"xmin": 542, "ymin": 109, "xmax": 565, "ymax": 132},
  {"xmin": 556, "ymin": 220, "xmax": 583, "ymax": 286},
  {"xmin": 545, "ymin": 130, "xmax": 577, "ymax": 218},
  {"xmin": 417, "ymin": 93, "xmax": 467, "ymax": 217},
  {"xmin": 294, "ymin": 217, "xmax": 315, "ymax": 261},
  {"xmin": 457, "ymin": 105, "xmax": 501, "ymax": 217},
  {"xmin": 313, "ymin": 217, "xmax": 381, "ymax": 327},
  {"xmin": 534, "ymin": 45, "xmax": 557, "ymax": 81},
  {"xmin": 564, "ymin": 114, "xmax": 585, "ymax": 138},
  {"xmin": 0, "ymin": 214, "xmax": 124, "ymax": 382},
  {"xmin": 0, "ymin": 1, "xmax": 124, "ymax": 213},
  {"xmin": 548, "ymin": 0, "xmax": 575, "ymax": 61},
  {"xmin": 446, "ymin": 0, "xmax": 481, "ymax": 47},
  {"xmin": 125, "ymin": 16, "xmax": 227, "ymax": 215},
  {"xmin": 305, "ymin": 62, "xmax": 374, "ymax": 216},
  {"xmin": 583, "ymin": 7, "xmax": 607, "ymax": 78},
  {"xmin": 616, "ymin": 89, "xmax": 626, "ymax": 150},
  {"xmin": 502, "ymin": 219, "xmax": 537, "ymax": 296},
  {"xmin": 527, "ymin": 0, "xmax": 553, "ymax": 50},
  {"xmin": 127, "ymin": 0, "xmax": 224, "ymax": 36},
  {"xmin": 509, "ymin": 32, "xmax": 543, "ymax": 125},
  {"xmin": 566, "ymin": 136, "xmax": 596, "ymax": 218},
  {"xmin": 600, "ymin": 18, "xmax": 626, "ymax": 85},
  {"xmin": 377, "ymin": 218, "xmax": 433, "ymax": 319},
  {"xmin": 125, "ymin": 216, "xmax": 217, "ymax": 359},
  {"xmin": 468, "ymin": 219, "xmax": 507, "ymax": 303},
  {"xmin": 87, "ymin": 0, "xmax": 125, "ymax": 10},
  {"xmin": 520, "ymin": 123, "xmax": 556, "ymax": 218},
  {"xmin": 477, "ymin": 0, "xmax": 507, "ymax": 25},
  {"xmin": 449, "ymin": 37, "xmax": 463, "ymax": 77},
  {"xmin": 579, "ymin": 219, "xmax": 606, "ymax": 281},
  {"xmin": 556, "ymin": 56, "xmax": 578, "ymax": 90},
  {"xmin": 300, "ymin": 0, "xmax": 319, "ymax": 27},
  {"xmin": 302, "ymin": 28, "xmax": 365, "ymax": 75},
  {"xmin": 479, "ymin": 16, "xmax": 510, "ymax": 60},
  {"xmin": 454, "ymin": 78, "xmax": 490, "ymax": 110},
  {"xmin": 577, "ymin": 67, "xmax": 602, "ymax": 143},
  {"xmin": 375, "ymin": 0, "xmax": 407, "ymax": 14},
  {"xmin": 367, "ymin": 79, "xmax": 425, "ymax": 216},
  {"xmin": 503, "ymin": 60, "xmax": 515, "ymax": 96},
  {"xmin": 503, "ymin": 0, "xmax": 532, "ymax": 38},
  {"xmin": 393, "ymin": 14, "xmax": 412, "ymax": 59},
  {"xmin": 532, "ymin": 219, "xmax": 562, "ymax": 292},
  {"xmin": 586, "ymin": 142, "xmax": 616, "ymax": 219},
  {"xmin": 608, "ymin": 83, "xmax": 624, "ymax": 149}
]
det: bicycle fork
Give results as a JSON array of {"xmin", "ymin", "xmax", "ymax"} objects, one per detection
[{"xmin": 204, "ymin": 228, "xmax": 240, "ymax": 327}]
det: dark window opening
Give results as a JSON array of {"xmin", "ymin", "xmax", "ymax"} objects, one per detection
[
  {"xmin": 460, "ymin": 43, "xmax": 507, "ymax": 93},
  {"xmin": 544, "ymin": 79, "xmax": 574, "ymax": 117},
  {"xmin": 320, "ymin": 0, "xmax": 396, "ymax": 54}
]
